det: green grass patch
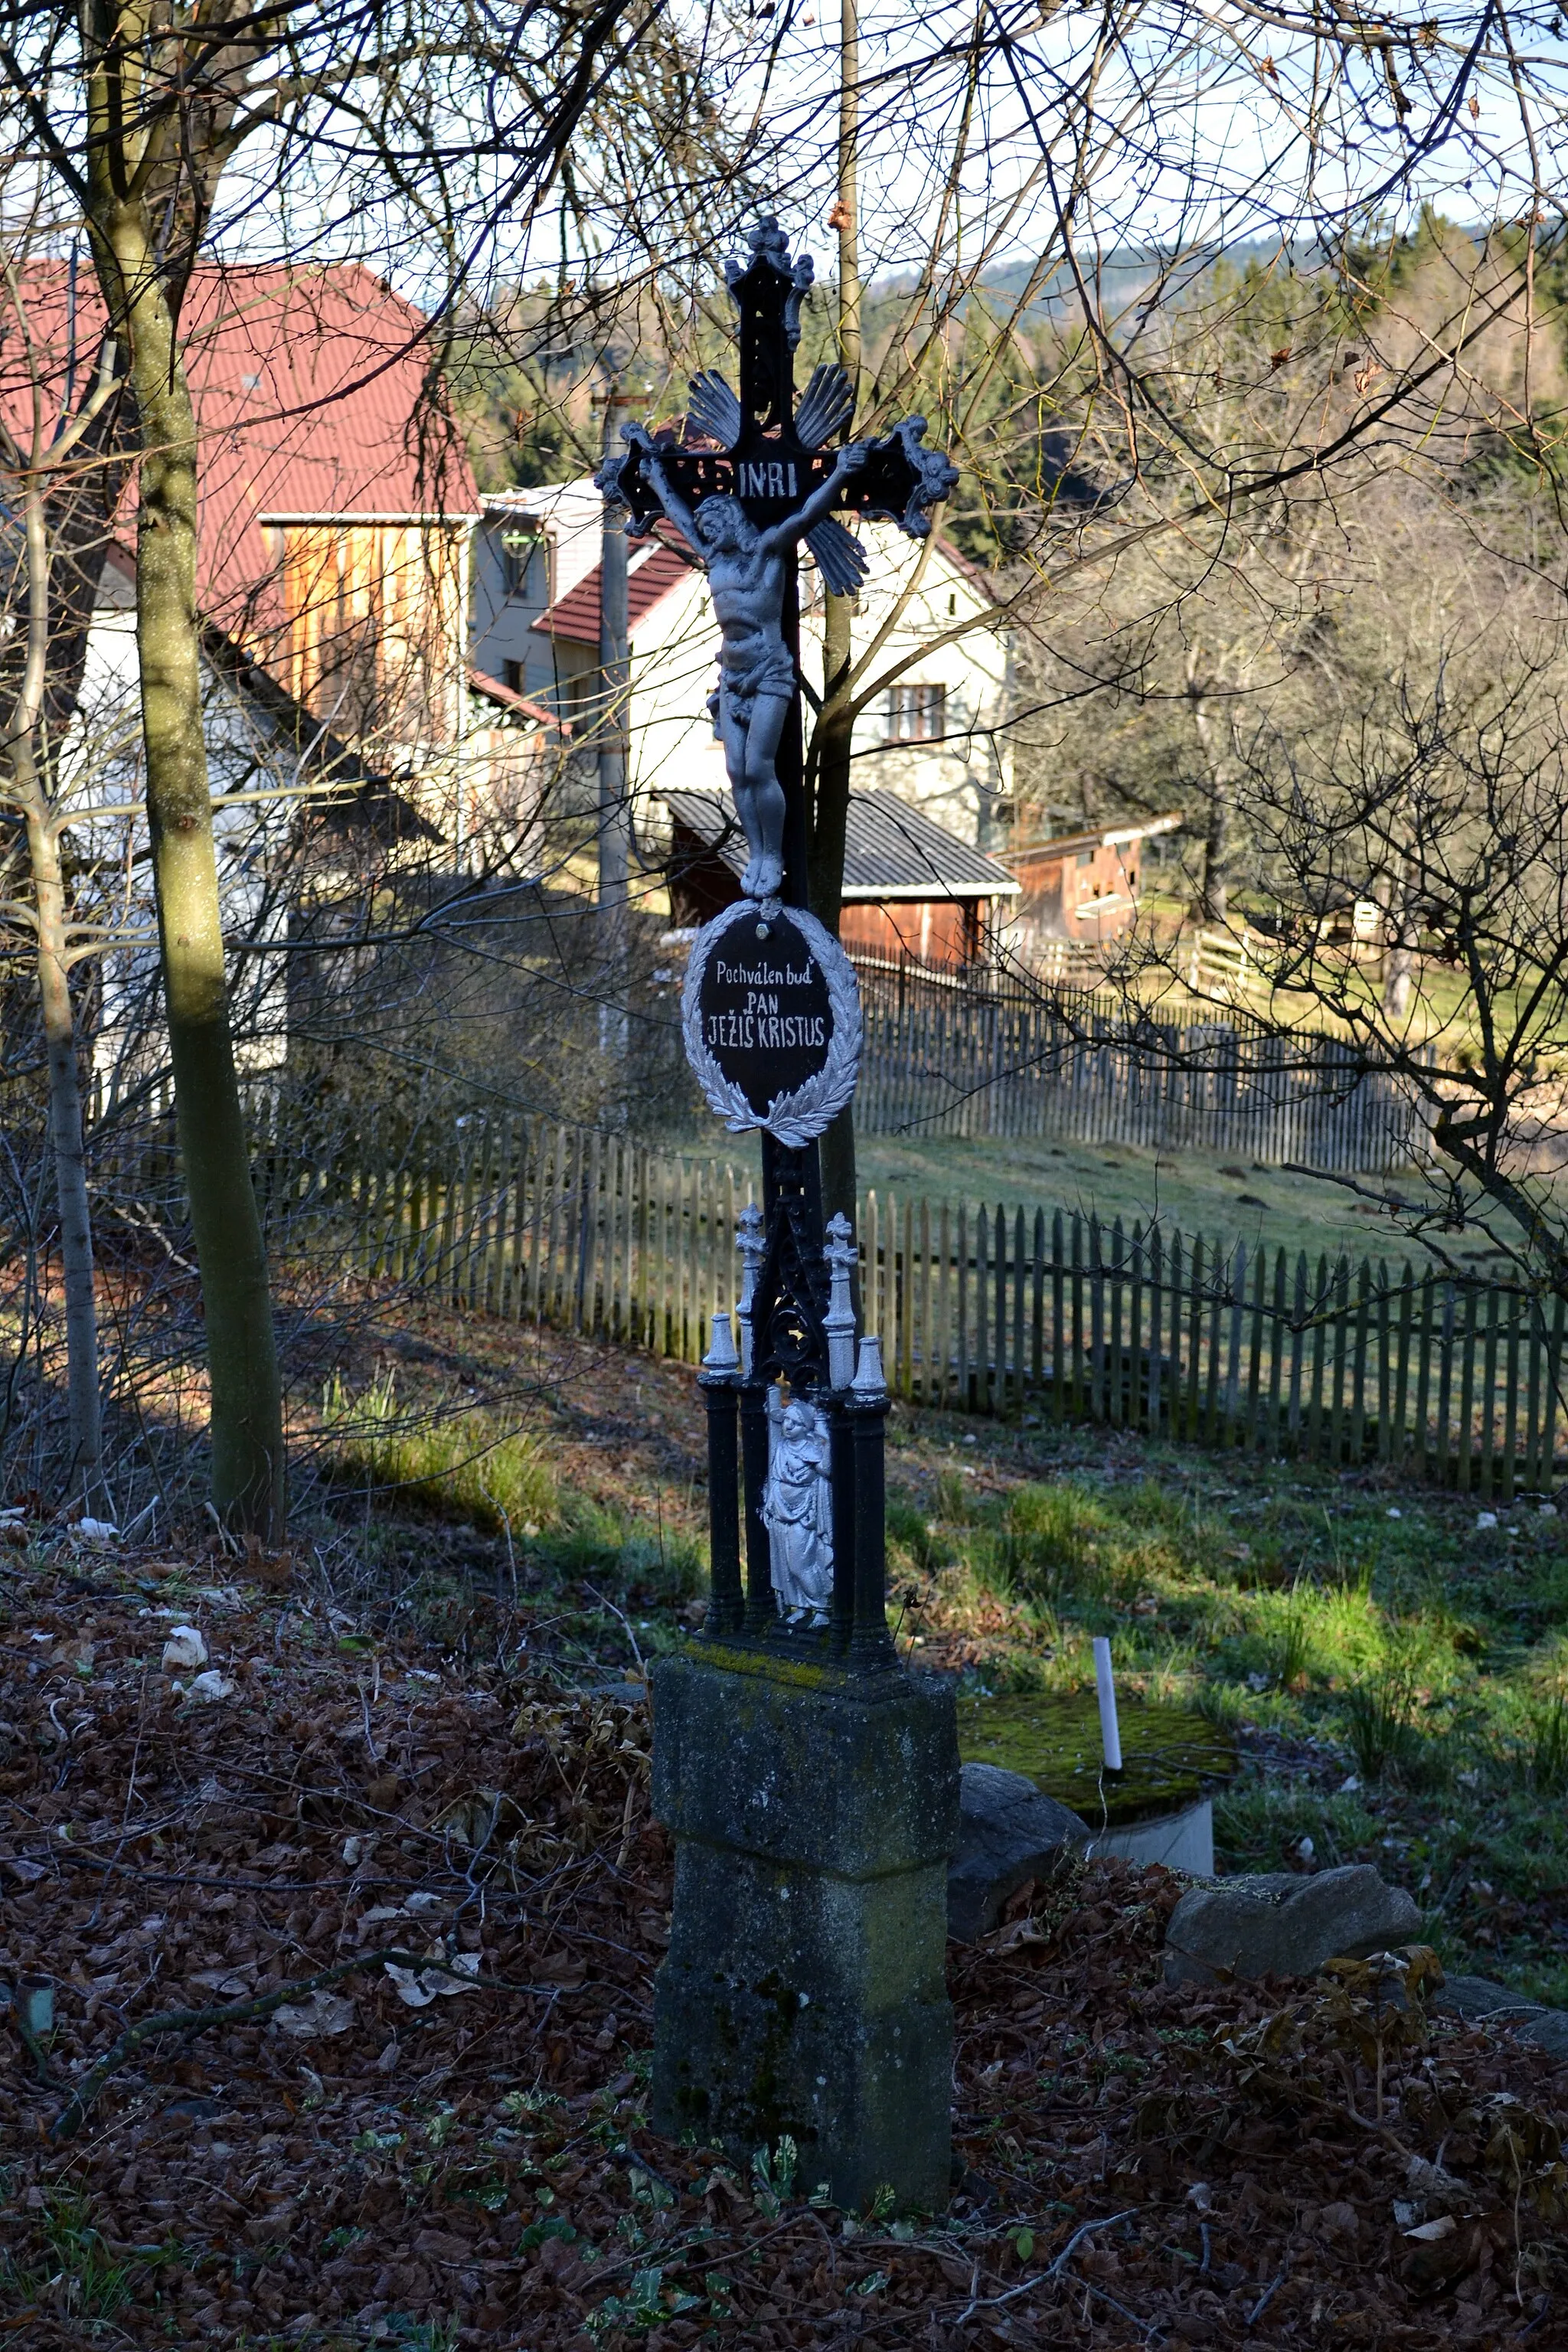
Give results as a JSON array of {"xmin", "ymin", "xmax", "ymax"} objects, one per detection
[
  {"xmin": 0, "ymin": 2187, "xmax": 185, "ymax": 2325},
  {"xmin": 893, "ymin": 1436, "xmax": 1568, "ymax": 2002},
  {"xmin": 322, "ymin": 1370, "xmax": 557, "ymax": 1535}
]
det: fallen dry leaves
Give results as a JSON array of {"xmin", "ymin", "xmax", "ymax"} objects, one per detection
[{"xmin": 0, "ymin": 1547, "xmax": 1564, "ymax": 2350}]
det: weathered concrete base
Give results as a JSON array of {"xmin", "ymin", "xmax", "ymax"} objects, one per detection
[
  {"xmin": 1089, "ymin": 1798, "xmax": 1214, "ymax": 1876},
  {"xmin": 650, "ymin": 1648, "xmax": 959, "ymax": 2214}
]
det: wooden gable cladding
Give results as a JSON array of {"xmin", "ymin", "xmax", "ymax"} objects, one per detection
[{"xmin": 273, "ymin": 521, "xmax": 469, "ymax": 751}]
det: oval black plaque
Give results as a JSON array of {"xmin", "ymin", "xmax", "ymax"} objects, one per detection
[
  {"xmin": 700, "ymin": 921, "xmax": 832, "ymax": 1102},
  {"xmin": 681, "ymin": 899, "xmax": 861, "ymax": 1145}
]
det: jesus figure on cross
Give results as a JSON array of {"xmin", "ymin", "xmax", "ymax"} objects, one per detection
[{"xmin": 622, "ymin": 421, "xmax": 868, "ymax": 902}]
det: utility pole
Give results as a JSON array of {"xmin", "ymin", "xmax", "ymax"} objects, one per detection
[{"xmin": 596, "ymin": 378, "xmax": 637, "ymax": 1072}]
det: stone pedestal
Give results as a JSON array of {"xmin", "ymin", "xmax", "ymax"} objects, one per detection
[{"xmin": 650, "ymin": 1648, "xmax": 959, "ymax": 2213}]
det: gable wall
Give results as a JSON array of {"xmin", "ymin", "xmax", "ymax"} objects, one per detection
[{"xmin": 273, "ymin": 521, "xmax": 469, "ymax": 752}]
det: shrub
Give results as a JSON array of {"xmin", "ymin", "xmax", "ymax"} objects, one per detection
[
  {"xmin": 1264, "ymin": 1581, "xmax": 1314, "ymax": 1690},
  {"xmin": 1504, "ymin": 1687, "xmax": 1568, "ymax": 1794},
  {"xmin": 1530, "ymin": 1691, "xmax": 1568, "ymax": 1792},
  {"xmin": 933, "ymin": 1466, "xmax": 975, "ymax": 1524},
  {"xmin": 1341, "ymin": 1645, "xmax": 1429, "ymax": 1782},
  {"xmin": 885, "ymin": 1498, "xmax": 952, "ymax": 1574}
]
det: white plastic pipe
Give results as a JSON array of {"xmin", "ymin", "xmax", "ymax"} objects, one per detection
[{"xmin": 1093, "ymin": 1635, "xmax": 1123, "ymax": 1773}]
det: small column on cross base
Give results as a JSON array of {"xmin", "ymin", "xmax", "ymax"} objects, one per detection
[
  {"xmin": 733, "ymin": 1203, "xmax": 776, "ymax": 1637},
  {"xmin": 735, "ymin": 1202, "xmax": 766, "ymax": 1378},
  {"xmin": 822, "ymin": 1212, "xmax": 860, "ymax": 1657},
  {"xmin": 822, "ymin": 1212, "xmax": 858, "ymax": 1391},
  {"xmin": 699, "ymin": 1312, "xmax": 744, "ymax": 1637},
  {"xmin": 850, "ymin": 1334, "xmax": 895, "ymax": 1671}
]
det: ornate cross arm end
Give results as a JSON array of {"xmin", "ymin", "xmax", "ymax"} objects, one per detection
[
  {"xmin": 593, "ymin": 448, "xmax": 634, "ymax": 511},
  {"xmin": 594, "ymin": 425, "xmax": 665, "ymax": 539},
  {"xmin": 860, "ymin": 416, "xmax": 960, "ymax": 539},
  {"xmin": 785, "ymin": 253, "xmax": 815, "ymax": 352}
]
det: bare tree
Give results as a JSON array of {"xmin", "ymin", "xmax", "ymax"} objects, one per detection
[
  {"xmin": 1224, "ymin": 662, "xmax": 1568, "ymax": 1299},
  {"xmin": 0, "ymin": 0, "xmax": 707, "ymax": 1531},
  {"xmin": 0, "ymin": 221, "xmax": 139, "ymax": 1499}
]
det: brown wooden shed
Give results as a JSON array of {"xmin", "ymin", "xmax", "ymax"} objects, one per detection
[
  {"xmin": 662, "ymin": 787, "xmax": 1020, "ymax": 969},
  {"xmin": 1006, "ymin": 812, "xmax": 1183, "ymax": 941}
]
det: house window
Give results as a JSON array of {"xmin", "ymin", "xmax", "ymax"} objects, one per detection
[
  {"xmin": 503, "ymin": 659, "xmax": 524, "ymax": 694},
  {"xmin": 887, "ymin": 684, "xmax": 946, "ymax": 743},
  {"xmin": 501, "ymin": 528, "xmax": 547, "ymax": 603},
  {"xmin": 1076, "ymin": 850, "xmax": 1093, "ymax": 867}
]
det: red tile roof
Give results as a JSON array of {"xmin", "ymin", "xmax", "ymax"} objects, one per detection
[
  {"xmin": 468, "ymin": 666, "xmax": 560, "ymax": 731},
  {"xmin": 531, "ymin": 541, "xmax": 695, "ymax": 646},
  {"xmin": 0, "ymin": 263, "xmax": 480, "ymax": 638}
]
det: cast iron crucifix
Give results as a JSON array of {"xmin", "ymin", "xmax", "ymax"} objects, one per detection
[{"xmin": 596, "ymin": 216, "xmax": 956, "ymax": 1672}]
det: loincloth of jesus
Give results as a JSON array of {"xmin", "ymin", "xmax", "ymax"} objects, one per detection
[{"xmin": 710, "ymin": 643, "xmax": 797, "ymax": 727}]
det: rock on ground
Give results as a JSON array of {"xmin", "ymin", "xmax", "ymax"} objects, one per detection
[
  {"xmin": 1164, "ymin": 1864, "xmax": 1422, "ymax": 1986},
  {"xmin": 1436, "ymin": 1973, "xmax": 1568, "ymax": 2056},
  {"xmin": 948, "ymin": 1762, "xmax": 1088, "ymax": 1942}
]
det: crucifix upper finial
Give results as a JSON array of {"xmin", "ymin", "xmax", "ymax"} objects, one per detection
[
  {"xmin": 724, "ymin": 217, "xmax": 815, "ymax": 430},
  {"xmin": 592, "ymin": 201, "xmax": 961, "ymax": 906}
]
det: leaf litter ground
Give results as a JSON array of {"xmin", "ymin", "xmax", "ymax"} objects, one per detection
[{"xmin": 2, "ymin": 1547, "xmax": 1565, "ymax": 2349}]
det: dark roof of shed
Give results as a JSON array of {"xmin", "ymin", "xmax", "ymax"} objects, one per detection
[
  {"xmin": 1008, "ymin": 811, "xmax": 1184, "ymax": 861},
  {"xmin": 664, "ymin": 787, "xmax": 1020, "ymax": 900},
  {"xmin": 201, "ymin": 619, "xmax": 439, "ymax": 845},
  {"xmin": 468, "ymin": 665, "xmax": 560, "ymax": 730}
]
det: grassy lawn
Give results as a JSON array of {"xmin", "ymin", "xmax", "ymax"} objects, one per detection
[
  {"xmin": 853, "ymin": 1130, "xmax": 1467, "ymax": 1272},
  {"xmin": 312, "ymin": 1306, "xmax": 1568, "ymax": 2011}
]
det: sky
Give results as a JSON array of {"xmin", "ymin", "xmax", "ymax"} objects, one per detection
[{"xmin": 54, "ymin": 0, "xmax": 1566, "ymax": 337}]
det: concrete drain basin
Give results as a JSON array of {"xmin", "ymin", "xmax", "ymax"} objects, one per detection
[{"xmin": 957, "ymin": 1690, "xmax": 1237, "ymax": 1875}]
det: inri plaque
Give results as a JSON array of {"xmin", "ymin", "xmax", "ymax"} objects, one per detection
[{"xmin": 681, "ymin": 897, "xmax": 862, "ymax": 1146}]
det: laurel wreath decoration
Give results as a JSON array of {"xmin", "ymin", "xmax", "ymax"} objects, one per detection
[{"xmin": 681, "ymin": 897, "xmax": 862, "ymax": 1147}]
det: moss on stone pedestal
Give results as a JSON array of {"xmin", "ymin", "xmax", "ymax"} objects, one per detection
[
  {"xmin": 650, "ymin": 1650, "xmax": 959, "ymax": 2214},
  {"xmin": 958, "ymin": 1690, "xmax": 1236, "ymax": 1829}
]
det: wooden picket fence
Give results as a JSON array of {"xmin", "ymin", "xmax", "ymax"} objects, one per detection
[
  {"xmin": 222, "ymin": 1103, "xmax": 1566, "ymax": 1498},
  {"xmin": 854, "ymin": 1198, "xmax": 1566, "ymax": 1501},
  {"xmin": 853, "ymin": 957, "xmax": 1426, "ymax": 1168}
]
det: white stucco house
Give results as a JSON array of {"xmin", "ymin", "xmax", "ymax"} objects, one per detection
[
  {"xmin": 469, "ymin": 478, "xmax": 1014, "ymax": 865},
  {"xmin": 21, "ymin": 266, "xmax": 547, "ymax": 1096},
  {"xmin": 68, "ymin": 548, "xmax": 450, "ymax": 1098}
]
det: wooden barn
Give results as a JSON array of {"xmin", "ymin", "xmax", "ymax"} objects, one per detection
[
  {"xmin": 1007, "ymin": 812, "xmax": 1183, "ymax": 942},
  {"xmin": 662, "ymin": 788, "xmax": 1019, "ymax": 969}
]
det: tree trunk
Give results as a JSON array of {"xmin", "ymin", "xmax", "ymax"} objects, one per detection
[
  {"xmin": 0, "ymin": 472, "xmax": 107, "ymax": 1505},
  {"xmin": 1383, "ymin": 949, "xmax": 1413, "ymax": 1020},
  {"xmin": 27, "ymin": 800, "xmax": 102, "ymax": 1495},
  {"xmin": 598, "ymin": 387, "xmax": 632, "ymax": 1082},
  {"xmin": 1200, "ymin": 790, "xmax": 1230, "ymax": 926},
  {"xmin": 91, "ymin": 204, "xmax": 285, "ymax": 1535},
  {"xmin": 1189, "ymin": 689, "xmax": 1231, "ymax": 925},
  {"xmin": 1381, "ymin": 842, "xmax": 1415, "ymax": 1018}
]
